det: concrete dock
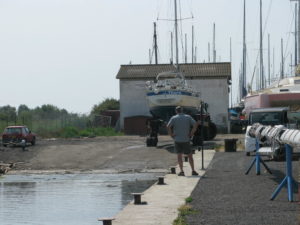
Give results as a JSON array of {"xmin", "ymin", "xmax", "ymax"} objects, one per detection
[{"xmin": 111, "ymin": 150, "xmax": 215, "ymax": 225}]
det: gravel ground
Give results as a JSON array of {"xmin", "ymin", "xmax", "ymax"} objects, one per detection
[{"xmin": 186, "ymin": 152, "xmax": 299, "ymax": 225}]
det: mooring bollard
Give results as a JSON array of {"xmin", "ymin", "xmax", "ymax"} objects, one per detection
[
  {"xmin": 170, "ymin": 167, "xmax": 176, "ymax": 174},
  {"xmin": 98, "ymin": 217, "xmax": 115, "ymax": 225},
  {"xmin": 131, "ymin": 193, "xmax": 143, "ymax": 204},
  {"xmin": 157, "ymin": 176, "xmax": 165, "ymax": 185},
  {"xmin": 184, "ymin": 156, "xmax": 188, "ymax": 162}
]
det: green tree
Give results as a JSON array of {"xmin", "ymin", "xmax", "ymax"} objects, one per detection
[
  {"xmin": 17, "ymin": 104, "xmax": 30, "ymax": 115},
  {"xmin": 0, "ymin": 105, "xmax": 17, "ymax": 122},
  {"xmin": 91, "ymin": 98, "xmax": 119, "ymax": 115}
]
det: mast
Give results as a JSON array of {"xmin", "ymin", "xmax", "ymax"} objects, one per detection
[
  {"xmin": 213, "ymin": 23, "xmax": 216, "ymax": 62},
  {"xmin": 281, "ymin": 38, "xmax": 284, "ymax": 79},
  {"xmin": 192, "ymin": 25, "xmax": 194, "ymax": 63},
  {"xmin": 268, "ymin": 34, "xmax": 270, "ymax": 85},
  {"xmin": 259, "ymin": 0, "xmax": 264, "ymax": 89},
  {"xmin": 170, "ymin": 32, "xmax": 173, "ymax": 64},
  {"xmin": 242, "ymin": 0, "xmax": 247, "ymax": 97},
  {"xmin": 185, "ymin": 33, "xmax": 187, "ymax": 63},
  {"xmin": 295, "ymin": 3, "xmax": 298, "ymax": 67},
  {"xmin": 174, "ymin": 0, "xmax": 179, "ymax": 70},
  {"xmin": 153, "ymin": 22, "xmax": 158, "ymax": 64},
  {"xmin": 290, "ymin": 0, "xmax": 300, "ymax": 64}
]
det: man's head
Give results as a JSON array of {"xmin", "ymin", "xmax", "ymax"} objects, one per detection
[{"xmin": 175, "ymin": 106, "xmax": 183, "ymax": 114}]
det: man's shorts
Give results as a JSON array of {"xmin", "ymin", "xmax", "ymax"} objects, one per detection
[{"xmin": 175, "ymin": 142, "xmax": 192, "ymax": 154}]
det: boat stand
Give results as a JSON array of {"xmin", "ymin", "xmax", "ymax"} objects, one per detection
[
  {"xmin": 271, "ymin": 144, "xmax": 298, "ymax": 202},
  {"xmin": 245, "ymin": 139, "xmax": 272, "ymax": 175}
]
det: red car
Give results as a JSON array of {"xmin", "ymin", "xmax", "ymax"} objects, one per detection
[{"xmin": 2, "ymin": 126, "xmax": 36, "ymax": 147}]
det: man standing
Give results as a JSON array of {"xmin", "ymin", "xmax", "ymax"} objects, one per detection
[{"xmin": 167, "ymin": 106, "xmax": 199, "ymax": 176}]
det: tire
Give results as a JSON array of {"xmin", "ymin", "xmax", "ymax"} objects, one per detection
[
  {"xmin": 3, "ymin": 144, "xmax": 7, "ymax": 147},
  {"xmin": 31, "ymin": 137, "xmax": 36, "ymax": 146},
  {"xmin": 246, "ymin": 152, "xmax": 250, "ymax": 156}
]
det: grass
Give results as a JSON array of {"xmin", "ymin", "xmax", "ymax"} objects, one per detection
[
  {"xmin": 59, "ymin": 127, "xmax": 123, "ymax": 138},
  {"xmin": 173, "ymin": 197, "xmax": 198, "ymax": 225}
]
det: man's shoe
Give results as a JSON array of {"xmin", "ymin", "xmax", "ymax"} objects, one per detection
[
  {"xmin": 192, "ymin": 170, "xmax": 199, "ymax": 176},
  {"xmin": 178, "ymin": 171, "xmax": 185, "ymax": 176}
]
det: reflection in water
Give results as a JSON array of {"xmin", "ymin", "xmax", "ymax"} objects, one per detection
[{"xmin": 0, "ymin": 173, "xmax": 158, "ymax": 225}]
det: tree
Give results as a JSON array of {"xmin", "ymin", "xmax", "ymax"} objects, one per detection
[
  {"xmin": 17, "ymin": 104, "xmax": 30, "ymax": 115},
  {"xmin": 91, "ymin": 98, "xmax": 119, "ymax": 115},
  {"xmin": 0, "ymin": 105, "xmax": 17, "ymax": 122}
]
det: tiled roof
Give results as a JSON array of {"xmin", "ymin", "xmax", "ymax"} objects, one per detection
[{"xmin": 116, "ymin": 63, "xmax": 231, "ymax": 79}]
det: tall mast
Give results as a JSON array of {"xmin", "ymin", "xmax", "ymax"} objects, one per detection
[
  {"xmin": 295, "ymin": 3, "xmax": 298, "ymax": 67},
  {"xmin": 242, "ymin": 0, "xmax": 247, "ymax": 97},
  {"xmin": 174, "ymin": 0, "xmax": 179, "ymax": 70},
  {"xmin": 290, "ymin": 0, "xmax": 300, "ymax": 64},
  {"xmin": 213, "ymin": 23, "xmax": 216, "ymax": 62},
  {"xmin": 192, "ymin": 25, "xmax": 194, "ymax": 63},
  {"xmin": 281, "ymin": 38, "xmax": 284, "ymax": 79},
  {"xmin": 153, "ymin": 22, "xmax": 158, "ymax": 64},
  {"xmin": 268, "ymin": 34, "xmax": 270, "ymax": 85},
  {"xmin": 170, "ymin": 32, "xmax": 173, "ymax": 64},
  {"xmin": 185, "ymin": 33, "xmax": 187, "ymax": 63},
  {"xmin": 259, "ymin": 0, "xmax": 264, "ymax": 89}
]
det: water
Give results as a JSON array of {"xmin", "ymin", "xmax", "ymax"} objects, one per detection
[{"xmin": 0, "ymin": 173, "xmax": 158, "ymax": 225}]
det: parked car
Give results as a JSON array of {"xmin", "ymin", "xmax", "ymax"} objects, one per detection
[{"xmin": 2, "ymin": 126, "xmax": 36, "ymax": 147}]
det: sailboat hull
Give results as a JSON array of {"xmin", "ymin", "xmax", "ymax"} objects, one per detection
[{"xmin": 244, "ymin": 92, "xmax": 300, "ymax": 115}]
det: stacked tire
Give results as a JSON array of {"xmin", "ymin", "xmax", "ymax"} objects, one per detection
[{"xmin": 146, "ymin": 137, "xmax": 158, "ymax": 147}]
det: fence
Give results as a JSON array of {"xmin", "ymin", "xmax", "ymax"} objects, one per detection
[{"xmin": 0, "ymin": 114, "xmax": 112, "ymax": 137}]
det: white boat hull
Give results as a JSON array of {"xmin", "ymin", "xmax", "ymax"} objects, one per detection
[{"xmin": 147, "ymin": 90, "xmax": 200, "ymax": 108}]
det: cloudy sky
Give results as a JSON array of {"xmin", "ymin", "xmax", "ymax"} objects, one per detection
[{"xmin": 0, "ymin": 0, "xmax": 296, "ymax": 113}]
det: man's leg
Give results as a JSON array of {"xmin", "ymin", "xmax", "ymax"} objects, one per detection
[
  {"xmin": 177, "ymin": 153, "xmax": 183, "ymax": 172},
  {"xmin": 188, "ymin": 153, "xmax": 195, "ymax": 171}
]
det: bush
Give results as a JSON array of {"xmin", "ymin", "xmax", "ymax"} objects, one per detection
[
  {"xmin": 56, "ymin": 126, "xmax": 123, "ymax": 138},
  {"xmin": 60, "ymin": 127, "xmax": 80, "ymax": 138}
]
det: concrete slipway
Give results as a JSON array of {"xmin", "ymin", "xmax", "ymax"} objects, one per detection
[{"xmin": 106, "ymin": 150, "xmax": 215, "ymax": 225}]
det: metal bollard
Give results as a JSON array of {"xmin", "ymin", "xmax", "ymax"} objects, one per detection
[
  {"xmin": 98, "ymin": 218, "xmax": 115, "ymax": 225},
  {"xmin": 184, "ymin": 156, "xmax": 188, "ymax": 162},
  {"xmin": 21, "ymin": 139, "xmax": 26, "ymax": 151},
  {"xmin": 157, "ymin": 176, "xmax": 165, "ymax": 185},
  {"xmin": 131, "ymin": 193, "xmax": 143, "ymax": 204},
  {"xmin": 170, "ymin": 167, "xmax": 176, "ymax": 174}
]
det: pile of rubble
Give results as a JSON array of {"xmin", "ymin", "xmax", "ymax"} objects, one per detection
[{"xmin": 0, "ymin": 163, "xmax": 14, "ymax": 175}]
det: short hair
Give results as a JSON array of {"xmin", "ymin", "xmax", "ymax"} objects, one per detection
[{"xmin": 175, "ymin": 106, "xmax": 183, "ymax": 113}]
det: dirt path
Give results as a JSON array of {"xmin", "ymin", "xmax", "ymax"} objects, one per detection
[
  {"xmin": 0, "ymin": 134, "xmax": 245, "ymax": 174},
  {"xmin": 0, "ymin": 136, "xmax": 178, "ymax": 173}
]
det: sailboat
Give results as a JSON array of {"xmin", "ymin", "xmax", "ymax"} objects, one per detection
[
  {"xmin": 244, "ymin": 1, "xmax": 300, "ymax": 116},
  {"xmin": 145, "ymin": 0, "xmax": 201, "ymax": 122}
]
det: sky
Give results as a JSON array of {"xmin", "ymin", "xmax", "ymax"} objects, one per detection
[{"xmin": 0, "ymin": 0, "xmax": 296, "ymax": 114}]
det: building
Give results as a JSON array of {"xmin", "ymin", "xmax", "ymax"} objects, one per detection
[{"xmin": 116, "ymin": 63, "xmax": 231, "ymax": 133}]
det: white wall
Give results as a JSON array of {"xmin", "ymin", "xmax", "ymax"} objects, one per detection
[
  {"xmin": 119, "ymin": 78, "xmax": 229, "ymax": 132},
  {"xmin": 119, "ymin": 80, "xmax": 151, "ymax": 129},
  {"xmin": 187, "ymin": 78, "xmax": 229, "ymax": 132}
]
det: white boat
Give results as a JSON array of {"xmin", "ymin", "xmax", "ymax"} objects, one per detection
[
  {"xmin": 244, "ymin": 76, "xmax": 300, "ymax": 116},
  {"xmin": 146, "ymin": 70, "xmax": 201, "ymax": 121},
  {"xmin": 145, "ymin": 0, "xmax": 201, "ymax": 121}
]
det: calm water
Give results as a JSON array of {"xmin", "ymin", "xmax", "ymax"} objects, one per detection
[{"xmin": 0, "ymin": 173, "xmax": 158, "ymax": 225}]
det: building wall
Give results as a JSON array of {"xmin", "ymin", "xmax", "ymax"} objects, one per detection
[
  {"xmin": 187, "ymin": 78, "xmax": 229, "ymax": 132},
  {"xmin": 119, "ymin": 78, "xmax": 229, "ymax": 132},
  {"xmin": 119, "ymin": 80, "xmax": 151, "ymax": 129}
]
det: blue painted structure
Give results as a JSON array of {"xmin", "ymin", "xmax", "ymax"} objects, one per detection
[
  {"xmin": 271, "ymin": 144, "xmax": 298, "ymax": 202},
  {"xmin": 245, "ymin": 139, "xmax": 272, "ymax": 175}
]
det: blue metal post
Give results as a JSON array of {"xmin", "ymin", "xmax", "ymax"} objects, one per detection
[
  {"xmin": 255, "ymin": 140, "xmax": 261, "ymax": 175},
  {"xmin": 271, "ymin": 144, "xmax": 297, "ymax": 202},
  {"xmin": 245, "ymin": 139, "xmax": 272, "ymax": 175}
]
